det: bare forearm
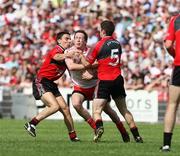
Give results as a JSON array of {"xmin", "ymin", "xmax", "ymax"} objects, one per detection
[
  {"xmin": 53, "ymin": 53, "xmax": 67, "ymax": 61},
  {"xmin": 68, "ymin": 64, "xmax": 85, "ymax": 71},
  {"xmin": 53, "ymin": 49, "xmax": 82, "ymax": 61}
]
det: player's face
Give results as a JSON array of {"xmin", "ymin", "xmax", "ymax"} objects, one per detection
[
  {"xmin": 74, "ymin": 33, "xmax": 86, "ymax": 49},
  {"xmin": 59, "ymin": 34, "xmax": 71, "ymax": 49}
]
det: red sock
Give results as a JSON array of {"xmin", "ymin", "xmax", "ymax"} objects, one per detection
[
  {"xmin": 29, "ymin": 117, "xmax": 40, "ymax": 126},
  {"xmin": 69, "ymin": 131, "xmax": 77, "ymax": 140},
  {"xmin": 86, "ymin": 118, "xmax": 96, "ymax": 129},
  {"xmin": 116, "ymin": 121, "xmax": 127, "ymax": 134}
]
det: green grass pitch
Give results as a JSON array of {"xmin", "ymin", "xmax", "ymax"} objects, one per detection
[{"xmin": 0, "ymin": 119, "xmax": 180, "ymax": 156}]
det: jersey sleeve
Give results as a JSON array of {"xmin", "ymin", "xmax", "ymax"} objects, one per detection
[
  {"xmin": 50, "ymin": 46, "xmax": 64, "ymax": 58},
  {"xmin": 86, "ymin": 45, "xmax": 99, "ymax": 64},
  {"xmin": 165, "ymin": 16, "xmax": 176, "ymax": 41},
  {"xmin": 50, "ymin": 48, "xmax": 58, "ymax": 57}
]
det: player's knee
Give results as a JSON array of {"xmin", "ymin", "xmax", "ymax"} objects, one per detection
[
  {"xmin": 61, "ymin": 105, "xmax": 70, "ymax": 114},
  {"xmin": 72, "ymin": 103, "xmax": 82, "ymax": 110},
  {"xmin": 119, "ymin": 106, "xmax": 128, "ymax": 115},
  {"xmin": 93, "ymin": 108, "xmax": 101, "ymax": 115},
  {"xmin": 51, "ymin": 104, "xmax": 60, "ymax": 112}
]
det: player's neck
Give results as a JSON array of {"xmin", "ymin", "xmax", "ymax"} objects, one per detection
[
  {"xmin": 76, "ymin": 46, "xmax": 86, "ymax": 51},
  {"xmin": 57, "ymin": 44, "xmax": 65, "ymax": 51}
]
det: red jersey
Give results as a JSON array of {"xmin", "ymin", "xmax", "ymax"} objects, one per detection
[
  {"xmin": 86, "ymin": 36, "xmax": 121, "ymax": 80},
  {"xmin": 165, "ymin": 14, "xmax": 180, "ymax": 65},
  {"xmin": 37, "ymin": 45, "xmax": 66, "ymax": 81}
]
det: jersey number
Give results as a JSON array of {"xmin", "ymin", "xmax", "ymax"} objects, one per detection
[{"xmin": 109, "ymin": 49, "xmax": 120, "ymax": 66}]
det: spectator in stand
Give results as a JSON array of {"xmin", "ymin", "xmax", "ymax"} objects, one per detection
[
  {"xmin": 9, "ymin": 67, "xmax": 20, "ymax": 89},
  {"xmin": 0, "ymin": 67, "xmax": 10, "ymax": 86},
  {"xmin": 18, "ymin": 73, "xmax": 33, "ymax": 94}
]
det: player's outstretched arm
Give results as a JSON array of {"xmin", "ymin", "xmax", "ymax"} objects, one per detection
[
  {"xmin": 53, "ymin": 49, "xmax": 82, "ymax": 61},
  {"xmin": 65, "ymin": 58, "xmax": 85, "ymax": 71}
]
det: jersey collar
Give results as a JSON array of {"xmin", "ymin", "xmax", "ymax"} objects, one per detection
[
  {"xmin": 101, "ymin": 36, "xmax": 114, "ymax": 41},
  {"xmin": 56, "ymin": 44, "xmax": 65, "ymax": 51}
]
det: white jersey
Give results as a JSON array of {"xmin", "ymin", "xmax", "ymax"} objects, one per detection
[{"xmin": 65, "ymin": 46, "xmax": 97, "ymax": 88}]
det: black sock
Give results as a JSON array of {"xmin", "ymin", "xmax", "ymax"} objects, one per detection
[
  {"xmin": 95, "ymin": 119, "xmax": 103, "ymax": 129},
  {"xmin": 163, "ymin": 132, "xmax": 172, "ymax": 147},
  {"xmin": 130, "ymin": 127, "xmax": 140, "ymax": 138}
]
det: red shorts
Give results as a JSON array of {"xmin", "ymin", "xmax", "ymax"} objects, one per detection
[{"xmin": 73, "ymin": 85, "xmax": 95, "ymax": 100}]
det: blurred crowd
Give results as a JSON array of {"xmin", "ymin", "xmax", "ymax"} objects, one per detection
[{"xmin": 0, "ymin": 0, "xmax": 179, "ymax": 102}]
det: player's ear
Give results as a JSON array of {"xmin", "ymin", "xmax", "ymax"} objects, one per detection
[
  {"xmin": 57, "ymin": 39, "xmax": 61, "ymax": 45},
  {"xmin": 100, "ymin": 29, "xmax": 105, "ymax": 35}
]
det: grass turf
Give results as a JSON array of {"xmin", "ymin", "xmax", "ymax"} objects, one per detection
[{"xmin": 0, "ymin": 119, "xmax": 180, "ymax": 156}]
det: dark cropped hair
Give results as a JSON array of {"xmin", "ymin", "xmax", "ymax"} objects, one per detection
[
  {"xmin": 74, "ymin": 30, "xmax": 88, "ymax": 42},
  {"xmin": 56, "ymin": 31, "xmax": 70, "ymax": 41},
  {"xmin": 100, "ymin": 20, "xmax": 115, "ymax": 36}
]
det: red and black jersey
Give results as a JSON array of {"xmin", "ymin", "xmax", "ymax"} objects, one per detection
[
  {"xmin": 86, "ymin": 36, "xmax": 122, "ymax": 80},
  {"xmin": 165, "ymin": 14, "xmax": 180, "ymax": 65},
  {"xmin": 37, "ymin": 45, "xmax": 66, "ymax": 81}
]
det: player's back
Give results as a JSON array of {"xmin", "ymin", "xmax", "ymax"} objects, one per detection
[{"xmin": 96, "ymin": 36, "xmax": 122, "ymax": 80}]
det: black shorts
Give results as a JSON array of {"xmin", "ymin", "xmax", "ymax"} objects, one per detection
[
  {"xmin": 94, "ymin": 75, "xmax": 126, "ymax": 101},
  {"xmin": 32, "ymin": 77, "xmax": 62, "ymax": 100},
  {"xmin": 170, "ymin": 66, "xmax": 180, "ymax": 86}
]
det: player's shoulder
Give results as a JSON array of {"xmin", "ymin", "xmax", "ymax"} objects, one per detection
[
  {"xmin": 96, "ymin": 38, "xmax": 104, "ymax": 45},
  {"xmin": 170, "ymin": 14, "xmax": 180, "ymax": 22},
  {"xmin": 49, "ymin": 45, "xmax": 63, "ymax": 54}
]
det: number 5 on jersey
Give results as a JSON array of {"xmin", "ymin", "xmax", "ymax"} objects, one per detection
[{"xmin": 109, "ymin": 49, "xmax": 120, "ymax": 66}]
